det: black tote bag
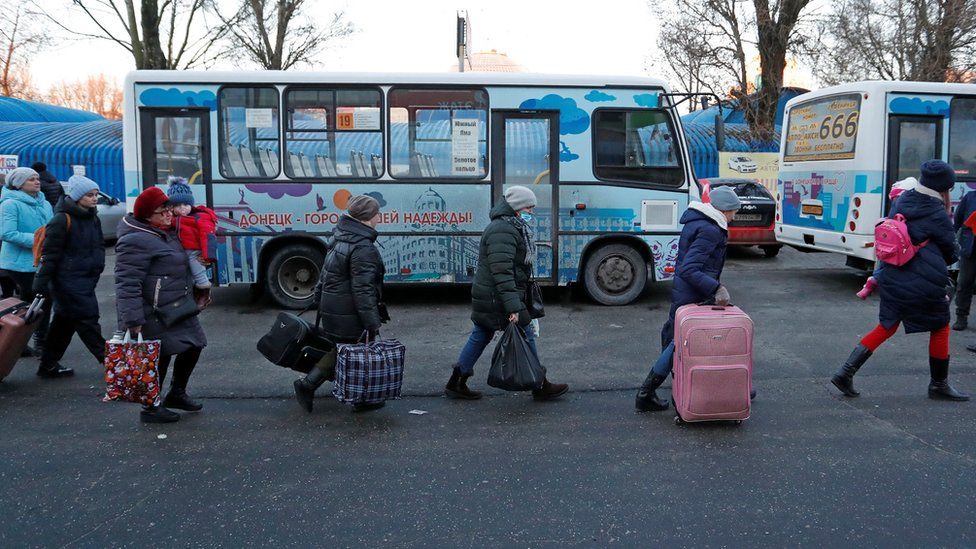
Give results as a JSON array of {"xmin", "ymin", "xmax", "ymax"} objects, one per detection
[
  {"xmin": 487, "ymin": 323, "xmax": 546, "ymax": 391},
  {"xmin": 526, "ymin": 281, "xmax": 545, "ymax": 319}
]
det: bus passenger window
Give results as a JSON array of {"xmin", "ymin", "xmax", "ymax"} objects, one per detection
[
  {"xmin": 284, "ymin": 88, "xmax": 382, "ymax": 179},
  {"xmin": 949, "ymin": 98, "xmax": 976, "ymax": 180},
  {"xmin": 218, "ymin": 87, "xmax": 280, "ymax": 179},
  {"xmin": 593, "ymin": 109, "xmax": 683, "ymax": 186},
  {"xmin": 388, "ymin": 88, "xmax": 488, "ymax": 179}
]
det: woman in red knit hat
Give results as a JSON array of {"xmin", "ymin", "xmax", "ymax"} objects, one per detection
[{"xmin": 113, "ymin": 186, "xmax": 209, "ymax": 423}]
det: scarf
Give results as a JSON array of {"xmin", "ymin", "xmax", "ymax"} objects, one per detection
[{"xmin": 506, "ymin": 215, "xmax": 537, "ymax": 265}]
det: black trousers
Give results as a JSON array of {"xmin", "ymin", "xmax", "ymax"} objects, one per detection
[
  {"xmin": 41, "ymin": 313, "xmax": 105, "ymax": 368},
  {"xmin": 0, "ymin": 270, "xmax": 50, "ymax": 344},
  {"xmin": 956, "ymin": 254, "xmax": 976, "ymax": 318},
  {"xmin": 158, "ymin": 346, "xmax": 203, "ymax": 393}
]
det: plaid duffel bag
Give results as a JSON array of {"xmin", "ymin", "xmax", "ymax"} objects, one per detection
[{"xmin": 333, "ymin": 337, "xmax": 405, "ymax": 405}]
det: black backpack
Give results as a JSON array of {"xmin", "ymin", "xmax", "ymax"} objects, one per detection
[{"xmin": 257, "ymin": 311, "xmax": 333, "ymax": 373}]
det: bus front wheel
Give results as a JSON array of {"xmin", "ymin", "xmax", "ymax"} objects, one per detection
[
  {"xmin": 583, "ymin": 244, "xmax": 647, "ymax": 305},
  {"xmin": 265, "ymin": 243, "xmax": 324, "ymax": 309}
]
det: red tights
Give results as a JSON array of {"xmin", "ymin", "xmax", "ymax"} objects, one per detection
[{"xmin": 859, "ymin": 323, "xmax": 949, "ymax": 359}]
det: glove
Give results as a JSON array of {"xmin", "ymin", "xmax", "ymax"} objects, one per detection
[{"xmin": 714, "ymin": 285, "xmax": 731, "ymax": 306}]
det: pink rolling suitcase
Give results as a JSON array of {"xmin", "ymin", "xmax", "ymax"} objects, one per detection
[{"xmin": 672, "ymin": 304, "xmax": 753, "ymax": 424}]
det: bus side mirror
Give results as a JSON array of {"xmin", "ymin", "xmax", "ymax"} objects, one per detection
[{"xmin": 714, "ymin": 115, "xmax": 726, "ymax": 151}]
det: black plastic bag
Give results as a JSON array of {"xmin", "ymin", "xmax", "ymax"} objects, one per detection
[{"xmin": 488, "ymin": 323, "xmax": 546, "ymax": 391}]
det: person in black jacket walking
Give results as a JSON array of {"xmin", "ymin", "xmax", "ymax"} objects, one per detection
[
  {"xmin": 444, "ymin": 185, "xmax": 568, "ymax": 401},
  {"xmin": 31, "ymin": 163, "xmax": 64, "ymax": 208},
  {"xmin": 832, "ymin": 160, "xmax": 969, "ymax": 401},
  {"xmin": 293, "ymin": 195, "xmax": 388, "ymax": 413},
  {"xmin": 32, "ymin": 176, "xmax": 105, "ymax": 378},
  {"xmin": 115, "ymin": 187, "xmax": 209, "ymax": 423},
  {"xmin": 952, "ymin": 188, "xmax": 976, "ymax": 331}
]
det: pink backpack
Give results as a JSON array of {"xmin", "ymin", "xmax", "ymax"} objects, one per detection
[{"xmin": 874, "ymin": 214, "xmax": 928, "ymax": 266}]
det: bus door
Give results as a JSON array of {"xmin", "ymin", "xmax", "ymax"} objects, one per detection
[
  {"xmin": 887, "ymin": 114, "xmax": 943, "ymax": 194},
  {"xmin": 139, "ymin": 108, "xmax": 212, "ymax": 205},
  {"xmin": 491, "ymin": 110, "xmax": 560, "ymax": 284}
]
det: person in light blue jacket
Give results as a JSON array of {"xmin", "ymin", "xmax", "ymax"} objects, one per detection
[{"xmin": 0, "ymin": 167, "xmax": 54, "ymax": 361}]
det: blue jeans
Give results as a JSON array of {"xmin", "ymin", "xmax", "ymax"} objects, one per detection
[
  {"xmin": 456, "ymin": 322, "xmax": 539, "ymax": 375},
  {"xmin": 651, "ymin": 341, "xmax": 676, "ymax": 377}
]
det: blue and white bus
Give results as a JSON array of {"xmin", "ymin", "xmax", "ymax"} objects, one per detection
[
  {"xmin": 123, "ymin": 71, "xmax": 706, "ymax": 307},
  {"xmin": 776, "ymin": 81, "xmax": 976, "ymax": 268}
]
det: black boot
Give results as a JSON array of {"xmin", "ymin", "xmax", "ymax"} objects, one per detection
[
  {"xmin": 293, "ymin": 378, "xmax": 316, "ymax": 413},
  {"xmin": 928, "ymin": 356, "xmax": 970, "ymax": 401},
  {"xmin": 163, "ymin": 388, "xmax": 203, "ymax": 411},
  {"xmin": 635, "ymin": 372, "xmax": 669, "ymax": 412},
  {"xmin": 36, "ymin": 362, "xmax": 74, "ymax": 378},
  {"xmin": 140, "ymin": 405, "xmax": 180, "ymax": 423},
  {"xmin": 445, "ymin": 366, "xmax": 482, "ymax": 400},
  {"xmin": 831, "ymin": 344, "xmax": 871, "ymax": 397},
  {"xmin": 952, "ymin": 315, "xmax": 968, "ymax": 331}
]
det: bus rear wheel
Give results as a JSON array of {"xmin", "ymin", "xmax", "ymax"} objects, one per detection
[
  {"xmin": 583, "ymin": 244, "xmax": 647, "ymax": 305},
  {"xmin": 761, "ymin": 245, "xmax": 782, "ymax": 258},
  {"xmin": 265, "ymin": 243, "xmax": 324, "ymax": 309}
]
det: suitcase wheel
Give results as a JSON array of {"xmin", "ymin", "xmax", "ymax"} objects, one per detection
[
  {"xmin": 673, "ymin": 415, "xmax": 684, "ymax": 425},
  {"xmin": 733, "ymin": 420, "xmax": 743, "ymax": 425}
]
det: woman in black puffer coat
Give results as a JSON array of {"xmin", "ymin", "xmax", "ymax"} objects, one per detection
[
  {"xmin": 32, "ymin": 176, "xmax": 106, "ymax": 378},
  {"xmin": 444, "ymin": 185, "xmax": 568, "ymax": 402},
  {"xmin": 293, "ymin": 195, "xmax": 387, "ymax": 413},
  {"xmin": 832, "ymin": 160, "xmax": 969, "ymax": 401},
  {"xmin": 115, "ymin": 187, "xmax": 208, "ymax": 424}
]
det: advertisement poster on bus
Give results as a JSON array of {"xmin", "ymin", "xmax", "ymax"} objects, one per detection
[
  {"xmin": 783, "ymin": 94, "xmax": 861, "ymax": 162},
  {"xmin": 719, "ymin": 152, "xmax": 779, "ymax": 193}
]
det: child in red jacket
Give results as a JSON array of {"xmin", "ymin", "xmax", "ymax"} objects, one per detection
[{"xmin": 167, "ymin": 177, "xmax": 217, "ymax": 290}]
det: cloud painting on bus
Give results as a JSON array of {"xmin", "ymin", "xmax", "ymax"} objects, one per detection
[
  {"xmin": 584, "ymin": 90, "xmax": 616, "ymax": 102},
  {"xmin": 888, "ymin": 97, "xmax": 950, "ymax": 117},
  {"xmin": 139, "ymin": 87, "xmax": 217, "ymax": 110}
]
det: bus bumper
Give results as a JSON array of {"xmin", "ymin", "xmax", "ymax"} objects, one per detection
[{"xmin": 775, "ymin": 223, "xmax": 876, "ymax": 261}]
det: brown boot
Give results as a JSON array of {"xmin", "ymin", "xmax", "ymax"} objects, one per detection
[
  {"xmin": 193, "ymin": 287, "xmax": 212, "ymax": 310},
  {"xmin": 445, "ymin": 366, "xmax": 482, "ymax": 400},
  {"xmin": 532, "ymin": 379, "xmax": 569, "ymax": 401}
]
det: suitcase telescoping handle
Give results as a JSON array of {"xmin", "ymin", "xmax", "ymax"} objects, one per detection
[
  {"xmin": 24, "ymin": 296, "xmax": 45, "ymax": 323},
  {"xmin": 696, "ymin": 300, "xmax": 733, "ymax": 310}
]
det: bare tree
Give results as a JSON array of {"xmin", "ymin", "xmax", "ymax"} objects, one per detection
[
  {"xmin": 810, "ymin": 0, "xmax": 976, "ymax": 84},
  {"xmin": 47, "ymin": 74, "xmax": 124, "ymax": 118},
  {"xmin": 750, "ymin": 0, "xmax": 814, "ymax": 141},
  {"xmin": 650, "ymin": 0, "xmax": 812, "ymax": 140},
  {"xmin": 36, "ymin": 0, "xmax": 229, "ymax": 70},
  {"xmin": 0, "ymin": 2, "xmax": 50, "ymax": 97},
  {"xmin": 650, "ymin": 0, "xmax": 753, "ymax": 109},
  {"xmin": 214, "ymin": 0, "xmax": 354, "ymax": 70}
]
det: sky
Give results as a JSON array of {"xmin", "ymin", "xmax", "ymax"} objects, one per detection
[
  {"xmin": 31, "ymin": 0, "xmax": 661, "ymax": 88},
  {"xmin": 29, "ymin": 0, "xmax": 813, "ymax": 91}
]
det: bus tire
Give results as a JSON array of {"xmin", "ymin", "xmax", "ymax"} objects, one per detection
[
  {"xmin": 265, "ymin": 243, "xmax": 324, "ymax": 309},
  {"xmin": 761, "ymin": 245, "xmax": 782, "ymax": 258},
  {"xmin": 583, "ymin": 244, "xmax": 647, "ymax": 305}
]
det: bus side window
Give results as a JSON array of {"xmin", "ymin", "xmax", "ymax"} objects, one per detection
[
  {"xmin": 284, "ymin": 87, "xmax": 383, "ymax": 179},
  {"xmin": 949, "ymin": 97, "xmax": 976, "ymax": 181},
  {"xmin": 593, "ymin": 109, "xmax": 683, "ymax": 186},
  {"xmin": 388, "ymin": 88, "xmax": 488, "ymax": 179},
  {"xmin": 218, "ymin": 86, "xmax": 280, "ymax": 179}
]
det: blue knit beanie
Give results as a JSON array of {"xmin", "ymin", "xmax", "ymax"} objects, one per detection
[
  {"xmin": 919, "ymin": 160, "xmax": 955, "ymax": 192},
  {"xmin": 166, "ymin": 176, "xmax": 194, "ymax": 206},
  {"xmin": 67, "ymin": 175, "xmax": 99, "ymax": 201}
]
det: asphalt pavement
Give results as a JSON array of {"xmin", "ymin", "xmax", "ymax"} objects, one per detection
[{"xmin": 2, "ymin": 246, "xmax": 975, "ymax": 547}]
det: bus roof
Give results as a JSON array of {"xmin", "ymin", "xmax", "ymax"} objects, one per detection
[
  {"xmin": 124, "ymin": 70, "xmax": 668, "ymax": 89},
  {"xmin": 786, "ymin": 80, "xmax": 976, "ymax": 108}
]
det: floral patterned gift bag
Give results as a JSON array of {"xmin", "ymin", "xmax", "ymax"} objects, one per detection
[{"xmin": 103, "ymin": 332, "xmax": 162, "ymax": 406}]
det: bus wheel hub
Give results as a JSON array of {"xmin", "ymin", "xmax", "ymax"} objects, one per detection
[{"xmin": 597, "ymin": 256, "xmax": 633, "ymax": 292}]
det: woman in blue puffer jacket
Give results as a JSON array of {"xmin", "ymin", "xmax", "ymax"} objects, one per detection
[
  {"xmin": 832, "ymin": 160, "xmax": 969, "ymax": 401},
  {"xmin": 0, "ymin": 167, "xmax": 53, "ymax": 360},
  {"xmin": 635, "ymin": 185, "xmax": 741, "ymax": 412}
]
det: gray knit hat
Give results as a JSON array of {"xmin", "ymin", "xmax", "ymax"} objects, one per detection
[
  {"xmin": 67, "ymin": 175, "xmax": 99, "ymax": 201},
  {"xmin": 6, "ymin": 167, "xmax": 38, "ymax": 189},
  {"xmin": 709, "ymin": 186, "xmax": 741, "ymax": 212},
  {"xmin": 347, "ymin": 194, "xmax": 380, "ymax": 222},
  {"xmin": 504, "ymin": 185, "xmax": 537, "ymax": 211}
]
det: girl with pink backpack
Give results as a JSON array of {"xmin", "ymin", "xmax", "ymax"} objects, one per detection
[{"xmin": 833, "ymin": 160, "xmax": 969, "ymax": 401}]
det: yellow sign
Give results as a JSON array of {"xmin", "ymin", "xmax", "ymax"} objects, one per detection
[
  {"xmin": 784, "ymin": 94, "xmax": 861, "ymax": 162},
  {"xmin": 718, "ymin": 152, "xmax": 780, "ymax": 194}
]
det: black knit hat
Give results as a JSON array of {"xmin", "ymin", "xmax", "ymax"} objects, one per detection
[{"xmin": 919, "ymin": 160, "xmax": 955, "ymax": 192}]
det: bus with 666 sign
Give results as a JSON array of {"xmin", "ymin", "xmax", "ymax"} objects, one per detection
[{"xmin": 776, "ymin": 80, "xmax": 976, "ymax": 269}]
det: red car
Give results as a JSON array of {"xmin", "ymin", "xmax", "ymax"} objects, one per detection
[{"xmin": 700, "ymin": 178, "xmax": 782, "ymax": 258}]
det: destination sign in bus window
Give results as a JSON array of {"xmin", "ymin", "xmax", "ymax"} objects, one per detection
[{"xmin": 784, "ymin": 94, "xmax": 861, "ymax": 163}]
